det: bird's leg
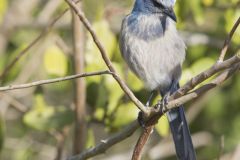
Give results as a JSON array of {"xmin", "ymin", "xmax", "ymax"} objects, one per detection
[
  {"xmin": 156, "ymin": 91, "xmax": 170, "ymax": 113},
  {"xmin": 146, "ymin": 91, "xmax": 155, "ymax": 107},
  {"xmin": 162, "ymin": 91, "xmax": 170, "ymax": 107},
  {"xmin": 157, "ymin": 81, "xmax": 178, "ymax": 113},
  {"xmin": 138, "ymin": 91, "xmax": 156, "ymax": 127}
]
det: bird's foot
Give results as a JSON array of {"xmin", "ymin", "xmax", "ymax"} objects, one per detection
[
  {"xmin": 155, "ymin": 93, "xmax": 170, "ymax": 113},
  {"xmin": 162, "ymin": 93, "xmax": 170, "ymax": 107}
]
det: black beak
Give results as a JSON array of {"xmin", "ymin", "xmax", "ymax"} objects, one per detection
[{"xmin": 163, "ymin": 7, "xmax": 177, "ymax": 22}]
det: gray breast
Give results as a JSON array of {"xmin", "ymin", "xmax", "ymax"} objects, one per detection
[{"xmin": 119, "ymin": 13, "xmax": 186, "ymax": 91}]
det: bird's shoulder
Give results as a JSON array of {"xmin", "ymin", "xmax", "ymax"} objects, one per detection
[{"xmin": 122, "ymin": 12, "xmax": 172, "ymax": 40}]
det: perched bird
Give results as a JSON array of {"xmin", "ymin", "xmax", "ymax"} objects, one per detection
[{"xmin": 119, "ymin": 0, "xmax": 196, "ymax": 159}]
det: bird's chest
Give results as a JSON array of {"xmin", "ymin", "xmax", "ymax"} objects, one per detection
[{"xmin": 120, "ymin": 14, "xmax": 185, "ymax": 90}]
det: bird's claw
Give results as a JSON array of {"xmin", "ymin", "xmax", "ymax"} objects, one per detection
[{"xmin": 154, "ymin": 94, "xmax": 169, "ymax": 113}]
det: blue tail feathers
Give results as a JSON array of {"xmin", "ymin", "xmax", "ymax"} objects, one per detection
[
  {"xmin": 161, "ymin": 83, "xmax": 196, "ymax": 160},
  {"xmin": 167, "ymin": 106, "xmax": 196, "ymax": 159}
]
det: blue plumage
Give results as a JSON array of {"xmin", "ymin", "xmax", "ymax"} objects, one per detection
[{"xmin": 119, "ymin": 0, "xmax": 196, "ymax": 159}]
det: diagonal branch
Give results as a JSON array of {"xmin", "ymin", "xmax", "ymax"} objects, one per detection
[
  {"xmin": 172, "ymin": 53, "xmax": 240, "ymax": 99},
  {"xmin": 64, "ymin": 0, "xmax": 147, "ymax": 114},
  {"xmin": 218, "ymin": 17, "xmax": 240, "ymax": 62},
  {"xmin": 68, "ymin": 121, "xmax": 139, "ymax": 160},
  {"xmin": 68, "ymin": 62, "xmax": 240, "ymax": 160}
]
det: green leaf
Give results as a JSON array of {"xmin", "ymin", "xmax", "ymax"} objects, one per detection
[
  {"xmin": 43, "ymin": 45, "xmax": 68, "ymax": 76},
  {"xmin": 190, "ymin": 0, "xmax": 204, "ymax": 25},
  {"xmin": 0, "ymin": 0, "xmax": 7, "ymax": 23},
  {"xmin": 94, "ymin": 107, "xmax": 105, "ymax": 121},
  {"xmin": 85, "ymin": 128, "xmax": 95, "ymax": 148},
  {"xmin": 111, "ymin": 102, "xmax": 138, "ymax": 127},
  {"xmin": 180, "ymin": 69, "xmax": 193, "ymax": 85},
  {"xmin": 190, "ymin": 57, "xmax": 215, "ymax": 77},
  {"xmin": 105, "ymin": 63, "xmax": 124, "ymax": 115},
  {"xmin": 155, "ymin": 115, "xmax": 170, "ymax": 137},
  {"xmin": 85, "ymin": 19, "xmax": 117, "ymax": 75},
  {"xmin": 127, "ymin": 71, "xmax": 144, "ymax": 91},
  {"xmin": 202, "ymin": 0, "xmax": 214, "ymax": 6},
  {"xmin": 23, "ymin": 94, "xmax": 73, "ymax": 131}
]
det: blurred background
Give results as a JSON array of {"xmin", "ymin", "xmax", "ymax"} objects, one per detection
[{"xmin": 0, "ymin": 0, "xmax": 239, "ymax": 159}]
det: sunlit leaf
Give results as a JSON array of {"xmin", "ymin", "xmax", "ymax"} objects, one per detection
[
  {"xmin": 0, "ymin": 0, "xmax": 7, "ymax": 23},
  {"xmin": 43, "ymin": 45, "xmax": 68, "ymax": 76},
  {"xmin": 205, "ymin": 90, "xmax": 225, "ymax": 118},
  {"xmin": 85, "ymin": 19, "xmax": 117, "ymax": 76},
  {"xmin": 13, "ymin": 147, "xmax": 35, "ymax": 160},
  {"xmin": 190, "ymin": 0, "xmax": 204, "ymax": 24},
  {"xmin": 202, "ymin": 0, "xmax": 214, "ymax": 6},
  {"xmin": 111, "ymin": 102, "xmax": 138, "ymax": 127},
  {"xmin": 85, "ymin": 128, "xmax": 95, "ymax": 148},
  {"xmin": 105, "ymin": 63, "xmax": 124, "ymax": 115},
  {"xmin": 127, "ymin": 71, "xmax": 144, "ymax": 91},
  {"xmin": 190, "ymin": 57, "xmax": 215, "ymax": 76},
  {"xmin": 180, "ymin": 69, "xmax": 193, "ymax": 85},
  {"xmin": 23, "ymin": 94, "xmax": 73, "ymax": 131},
  {"xmin": 155, "ymin": 115, "xmax": 170, "ymax": 137},
  {"xmin": 94, "ymin": 107, "xmax": 105, "ymax": 121}
]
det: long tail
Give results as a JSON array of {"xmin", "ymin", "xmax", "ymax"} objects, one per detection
[
  {"xmin": 162, "ymin": 84, "xmax": 196, "ymax": 160},
  {"xmin": 167, "ymin": 106, "xmax": 196, "ymax": 159}
]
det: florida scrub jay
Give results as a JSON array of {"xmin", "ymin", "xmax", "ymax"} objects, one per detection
[{"xmin": 119, "ymin": 0, "xmax": 196, "ymax": 159}]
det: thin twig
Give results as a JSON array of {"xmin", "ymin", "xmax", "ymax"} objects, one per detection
[
  {"xmin": 218, "ymin": 17, "xmax": 240, "ymax": 62},
  {"xmin": 64, "ymin": 0, "xmax": 147, "ymax": 114},
  {"xmin": 0, "ymin": 93, "xmax": 28, "ymax": 112},
  {"xmin": 68, "ymin": 121, "xmax": 139, "ymax": 160},
  {"xmin": 164, "ymin": 63, "xmax": 240, "ymax": 113},
  {"xmin": 0, "ymin": 70, "xmax": 111, "ymax": 91},
  {"xmin": 172, "ymin": 53, "xmax": 240, "ymax": 99}
]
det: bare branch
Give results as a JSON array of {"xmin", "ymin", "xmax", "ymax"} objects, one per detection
[
  {"xmin": 0, "ymin": 70, "xmax": 111, "ymax": 91},
  {"xmin": 218, "ymin": 17, "xmax": 240, "ymax": 62},
  {"xmin": 165, "ymin": 63, "xmax": 240, "ymax": 112},
  {"xmin": 172, "ymin": 53, "xmax": 240, "ymax": 99},
  {"xmin": 132, "ymin": 126, "xmax": 154, "ymax": 160},
  {"xmin": 68, "ymin": 62, "xmax": 240, "ymax": 160},
  {"xmin": 68, "ymin": 121, "xmax": 139, "ymax": 160},
  {"xmin": 64, "ymin": 0, "xmax": 147, "ymax": 114}
]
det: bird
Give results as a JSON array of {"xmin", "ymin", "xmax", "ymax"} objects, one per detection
[{"xmin": 119, "ymin": 0, "xmax": 196, "ymax": 159}]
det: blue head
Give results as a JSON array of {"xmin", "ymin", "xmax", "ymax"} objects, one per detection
[{"xmin": 133, "ymin": 0, "xmax": 177, "ymax": 21}]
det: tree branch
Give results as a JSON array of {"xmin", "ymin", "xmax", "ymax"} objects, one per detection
[
  {"xmin": 68, "ymin": 121, "xmax": 139, "ymax": 160},
  {"xmin": 172, "ymin": 53, "xmax": 240, "ymax": 99},
  {"xmin": 0, "ymin": 70, "xmax": 111, "ymax": 91},
  {"xmin": 64, "ymin": 0, "xmax": 147, "ymax": 114},
  {"xmin": 132, "ymin": 126, "xmax": 154, "ymax": 160},
  {"xmin": 67, "ymin": 62, "xmax": 240, "ymax": 160},
  {"xmin": 218, "ymin": 17, "xmax": 240, "ymax": 62}
]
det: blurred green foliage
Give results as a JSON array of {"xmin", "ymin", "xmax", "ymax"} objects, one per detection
[{"xmin": 0, "ymin": 0, "xmax": 239, "ymax": 159}]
